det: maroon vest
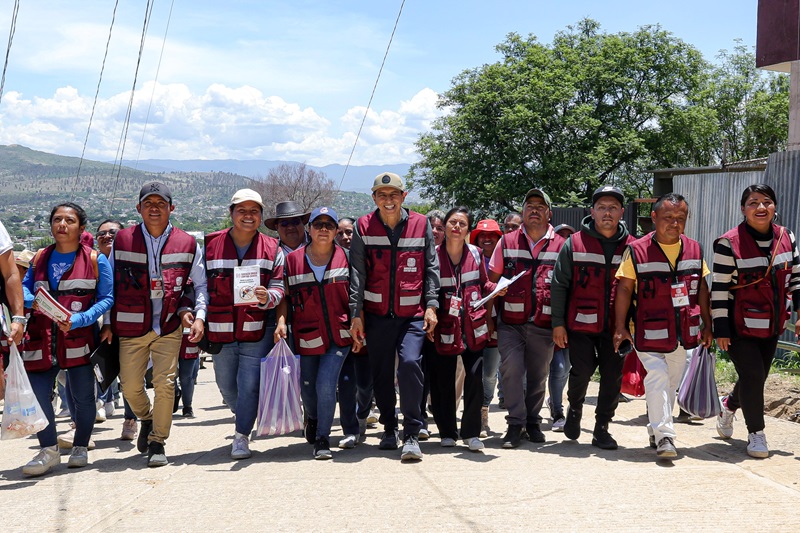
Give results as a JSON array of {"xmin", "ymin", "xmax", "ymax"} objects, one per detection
[
  {"xmin": 499, "ymin": 228, "xmax": 565, "ymax": 326},
  {"xmin": 22, "ymin": 245, "xmax": 98, "ymax": 372},
  {"xmin": 629, "ymin": 233, "xmax": 703, "ymax": 352},
  {"xmin": 204, "ymin": 229, "xmax": 281, "ymax": 343},
  {"xmin": 434, "ymin": 243, "xmax": 490, "ymax": 355},
  {"xmin": 566, "ymin": 231, "xmax": 635, "ymax": 335},
  {"xmin": 358, "ymin": 210, "xmax": 428, "ymax": 318},
  {"xmin": 285, "ymin": 245, "xmax": 352, "ymax": 355},
  {"xmin": 719, "ymin": 223, "xmax": 794, "ymax": 338},
  {"xmin": 112, "ymin": 224, "xmax": 196, "ymax": 337}
]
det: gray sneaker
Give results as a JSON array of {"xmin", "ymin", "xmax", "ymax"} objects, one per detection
[
  {"xmin": 68, "ymin": 446, "xmax": 88, "ymax": 468},
  {"xmin": 656, "ymin": 437, "xmax": 678, "ymax": 458},
  {"xmin": 22, "ymin": 446, "xmax": 60, "ymax": 476},
  {"xmin": 147, "ymin": 441, "xmax": 168, "ymax": 467},
  {"xmin": 400, "ymin": 435, "xmax": 423, "ymax": 461},
  {"xmin": 357, "ymin": 418, "xmax": 367, "ymax": 444}
]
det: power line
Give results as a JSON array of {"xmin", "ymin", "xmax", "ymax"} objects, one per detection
[
  {"xmin": 108, "ymin": 0, "xmax": 156, "ymax": 215},
  {"xmin": 132, "ymin": 0, "xmax": 176, "ymax": 169},
  {"xmin": 337, "ymin": 0, "xmax": 405, "ymax": 192},
  {"xmin": 0, "ymin": 0, "xmax": 20, "ymax": 105},
  {"xmin": 70, "ymin": 0, "xmax": 121, "ymax": 200}
]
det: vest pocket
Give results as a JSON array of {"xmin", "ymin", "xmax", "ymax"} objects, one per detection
[
  {"xmin": 640, "ymin": 317, "xmax": 671, "ymax": 341},
  {"xmin": 736, "ymin": 303, "xmax": 773, "ymax": 339},
  {"xmin": 435, "ymin": 320, "xmax": 462, "ymax": 355}
]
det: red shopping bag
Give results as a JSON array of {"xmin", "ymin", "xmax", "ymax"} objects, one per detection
[{"xmin": 620, "ymin": 351, "xmax": 646, "ymax": 397}]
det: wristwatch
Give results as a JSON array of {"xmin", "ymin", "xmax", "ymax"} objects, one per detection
[{"xmin": 11, "ymin": 315, "xmax": 28, "ymax": 327}]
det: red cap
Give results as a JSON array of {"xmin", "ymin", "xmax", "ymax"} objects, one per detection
[{"xmin": 470, "ymin": 219, "xmax": 503, "ymax": 243}]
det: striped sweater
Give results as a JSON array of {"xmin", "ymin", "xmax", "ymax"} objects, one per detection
[{"xmin": 711, "ymin": 224, "xmax": 800, "ymax": 338}]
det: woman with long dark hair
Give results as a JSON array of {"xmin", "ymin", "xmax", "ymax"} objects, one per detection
[
  {"xmin": 429, "ymin": 206, "xmax": 496, "ymax": 451},
  {"xmin": 20, "ymin": 202, "xmax": 114, "ymax": 476},
  {"xmin": 712, "ymin": 184, "xmax": 800, "ymax": 458}
]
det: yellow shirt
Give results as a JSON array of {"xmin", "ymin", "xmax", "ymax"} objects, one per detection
[{"xmin": 616, "ymin": 240, "xmax": 711, "ymax": 280}]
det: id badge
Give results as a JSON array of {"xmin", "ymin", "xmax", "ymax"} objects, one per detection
[
  {"xmin": 448, "ymin": 296, "xmax": 462, "ymax": 317},
  {"xmin": 671, "ymin": 282, "xmax": 689, "ymax": 307},
  {"xmin": 150, "ymin": 278, "xmax": 164, "ymax": 299}
]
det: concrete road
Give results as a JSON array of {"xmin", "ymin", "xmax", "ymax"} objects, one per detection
[{"xmin": 1, "ymin": 362, "xmax": 798, "ymax": 532}]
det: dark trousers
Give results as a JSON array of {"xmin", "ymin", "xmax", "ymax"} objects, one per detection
[
  {"xmin": 31, "ymin": 363, "xmax": 96, "ymax": 448},
  {"xmin": 726, "ymin": 335, "xmax": 778, "ymax": 434},
  {"xmin": 338, "ymin": 351, "xmax": 374, "ymax": 434},
  {"xmin": 178, "ymin": 357, "xmax": 199, "ymax": 409},
  {"xmin": 421, "ymin": 339, "xmax": 436, "ymax": 428},
  {"xmin": 429, "ymin": 347, "xmax": 484, "ymax": 440},
  {"xmin": 566, "ymin": 331, "xmax": 624, "ymax": 426},
  {"xmin": 365, "ymin": 313, "xmax": 425, "ymax": 437}
]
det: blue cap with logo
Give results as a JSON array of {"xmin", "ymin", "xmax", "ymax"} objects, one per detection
[{"xmin": 309, "ymin": 206, "xmax": 339, "ymax": 225}]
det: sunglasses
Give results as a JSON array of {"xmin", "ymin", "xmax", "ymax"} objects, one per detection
[
  {"xmin": 96, "ymin": 229, "xmax": 118, "ymax": 237},
  {"xmin": 311, "ymin": 221, "xmax": 337, "ymax": 231},
  {"xmin": 278, "ymin": 219, "xmax": 302, "ymax": 227}
]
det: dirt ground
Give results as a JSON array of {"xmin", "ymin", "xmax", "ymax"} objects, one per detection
[{"xmin": 717, "ymin": 372, "xmax": 800, "ymax": 422}]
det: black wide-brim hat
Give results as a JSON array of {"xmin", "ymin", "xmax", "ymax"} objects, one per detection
[{"xmin": 263, "ymin": 200, "xmax": 311, "ymax": 230}]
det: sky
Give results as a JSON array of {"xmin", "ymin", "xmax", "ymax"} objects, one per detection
[{"xmin": 0, "ymin": 0, "xmax": 759, "ymax": 167}]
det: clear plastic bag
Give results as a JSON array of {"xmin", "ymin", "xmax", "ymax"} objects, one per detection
[
  {"xmin": 2, "ymin": 344, "xmax": 49, "ymax": 439},
  {"xmin": 255, "ymin": 339, "xmax": 303, "ymax": 437}
]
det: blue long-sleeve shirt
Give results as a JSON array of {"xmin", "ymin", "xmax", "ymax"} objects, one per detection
[{"xmin": 23, "ymin": 249, "xmax": 114, "ymax": 330}]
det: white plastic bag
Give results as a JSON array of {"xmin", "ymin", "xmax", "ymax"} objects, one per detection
[
  {"xmin": 2, "ymin": 344, "xmax": 49, "ymax": 439},
  {"xmin": 255, "ymin": 339, "xmax": 303, "ymax": 437}
]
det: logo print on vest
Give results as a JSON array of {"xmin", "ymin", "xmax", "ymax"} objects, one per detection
[
  {"xmin": 71, "ymin": 301, "xmax": 82, "ymax": 312},
  {"xmin": 175, "ymin": 276, "xmax": 183, "ymax": 286},
  {"xmin": 403, "ymin": 257, "xmax": 417, "ymax": 273}
]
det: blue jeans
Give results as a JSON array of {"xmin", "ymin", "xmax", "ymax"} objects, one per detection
[
  {"xmin": 301, "ymin": 345, "xmax": 349, "ymax": 439},
  {"xmin": 179, "ymin": 357, "xmax": 200, "ymax": 408},
  {"xmin": 482, "ymin": 345, "xmax": 500, "ymax": 406},
  {"xmin": 31, "ymin": 363, "xmax": 96, "ymax": 448},
  {"xmin": 548, "ymin": 348, "xmax": 571, "ymax": 418},
  {"xmin": 338, "ymin": 351, "xmax": 373, "ymax": 434},
  {"xmin": 214, "ymin": 329, "xmax": 276, "ymax": 436}
]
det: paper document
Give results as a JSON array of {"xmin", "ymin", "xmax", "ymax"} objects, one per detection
[
  {"xmin": 470, "ymin": 270, "xmax": 528, "ymax": 309},
  {"xmin": 234, "ymin": 265, "xmax": 260, "ymax": 306},
  {"xmin": 34, "ymin": 287, "xmax": 72, "ymax": 322}
]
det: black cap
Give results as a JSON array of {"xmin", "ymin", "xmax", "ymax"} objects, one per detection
[
  {"xmin": 592, "ymin": 185, "xmax": 624, "ymax": 206},
  {"xmin": 138, "ymin": 181, "xmax": 172, "ymax": 204}
]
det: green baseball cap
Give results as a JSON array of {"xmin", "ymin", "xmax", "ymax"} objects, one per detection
[{"xmin": 523, "ymin": 188, "xmax": 551, "ymax": 208}]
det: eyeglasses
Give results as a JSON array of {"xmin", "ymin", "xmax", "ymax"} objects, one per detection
[
  {"xmin": 278, "ymin": 219, "xmax": 302, "ymax": 227},
  {"xmin": 96, "ymin": 229, "xmax": 118, "ymax": 237},
  {"xmin": 311, "ymin": 221, "xmax": 337, "ymax": 231}
]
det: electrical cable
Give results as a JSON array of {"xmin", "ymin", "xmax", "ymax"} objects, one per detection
[
  {"xmin": 0, "ymin": 0, "xmax": 21, "ymax": 105},
  {"xmin": 70, "ymin": 0, "xmax": 120, "ymax": 200},
  {"xmin": 337, "ymin": 0, "xmax": 405, "ymax": 192},
  {"xmin": 108, "ymin": 0, "xmax": 155, "ymax": 215},
  {"xmin": 132, "ymin": 0, "xmax": 175, "ymax": 169}
]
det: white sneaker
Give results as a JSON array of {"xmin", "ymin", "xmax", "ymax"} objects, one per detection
[
  {"xmin": 656, "ymin": 437, "xmax": 678, "ymax": 458},
  {"xmin": 464, "ymin": 437, "xmax": 484, "ymax": 451},
  {"xmin": 746, "ymin": 431, "xmax": 769, "ymax": 458},
  {"xmin": 22, "ymin": 446, "xmax": 60, "ymax": 476},
  {"xmin": 95, "ymin": 408, "xmax": 107, "ymax": 423},
  {"xmin": 103, "ymin": 402, "xmax": 116, "ymax": 419},
  {"xmin": 58, "ymin": 424, "xmax": 76, "ymax": 450},
  {"xmin": 231, "ymin": 432, "xmax": 252, "ymax": 460},
  {"xmin": 418, "ymin": 428, "xmax": 430, "ymax": 441},
  {"xmin": 440, "ymin": 437, "xmax": 457, "ymax": 447},
  {"xmin": 552, "ymin": 417, "xmax": 566, "ymax": 432},
  {"xmin": 366, "ymin": 408, "xmax": 379, "ymax": 426},
  {"xmin": 55, "ymin": 407, "xmax": 71, "ymax": 419},
  {"xmin": 68, "ymin": 446, "xmax": 88, "ymax": 468},
  {"xmin": 716, "ymin": 396, "xmax": 735, "ymax": 439},
  {"xmin": 338, "ymin": 434, "xmax": 358, "ymax": 449}
]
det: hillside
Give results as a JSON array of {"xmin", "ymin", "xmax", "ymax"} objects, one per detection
[{"xmin": 0, "ymin": 145, "xmax": 378, "ymax": 248}]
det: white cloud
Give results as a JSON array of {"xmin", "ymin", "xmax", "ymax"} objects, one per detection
[{"xmin": 0, "ymin": 83, "xmax": 445, "ymax": 166}]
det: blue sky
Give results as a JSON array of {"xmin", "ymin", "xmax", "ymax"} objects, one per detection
[{"xmin": 0, "ymin": 1, "xmax": 758, "ymax": 166}]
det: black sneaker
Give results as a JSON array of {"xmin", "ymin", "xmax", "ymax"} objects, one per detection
[
  {"xmin": 379, "ymin": 429, "xmax": 399, "ymax": 450},
  {"xmin": 304, "ymin": 418, "xmax": 318, "ymax": 444},
  {"xmin": 147, "ymin": 441, "xmax": 168, "ymax": 467},
  {"xmin": 674, "ymin": 409, "xmax": 692, "ymax": 424},
  {"xmin": 498, "ymin": 397, "xmax": 505, "ymax": 409},
  {"xmin": 649, "ymin": 434, "xmax": 656, "ymax": 449},
  {"xmin": 173, "ymin": 386, "xmax": 182, "ymax": 414},
  {"xmin": 502, "ymin": 424, "xmax": 525, "ymax": 448},
  {"xmin": 591, "ymin": 423, "xmax": 618, "ymax": 450},
  {"xmin": 526, "ymin": 423, "xmax": 545, "ymax": 443},
  {"xmin": 313, "ymin": 437, "xmax": 332, "ymax": 460},
  {"xmin": 137, "ymin": 419, "xmax": 153, "ymax": 454},
  {"xmin": 564, "ymin": 407, "xmax": 582, "ymax": 440},
  {"xmin": 182, "ymin": 406, "xmax": 195, "ymax": 418}
]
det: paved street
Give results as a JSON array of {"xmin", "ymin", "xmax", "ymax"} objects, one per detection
[{"xmin": 1, "ymin": 362, "xmax": 799, "ymax": 532}]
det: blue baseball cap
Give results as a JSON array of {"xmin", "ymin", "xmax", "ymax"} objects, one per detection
[{"xmin": 308, "ymin": 206, "xmax": 338, "ymax": 225}]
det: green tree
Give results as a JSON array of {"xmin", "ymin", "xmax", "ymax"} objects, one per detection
[{"xmin": 409, "ymin": 19, "xmax": 710, "ymax": 210}]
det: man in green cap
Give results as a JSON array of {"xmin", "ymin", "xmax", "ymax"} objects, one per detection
[{"xmin": 488, "ymin": 188, "xmax": 565, "ymax": 448}]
